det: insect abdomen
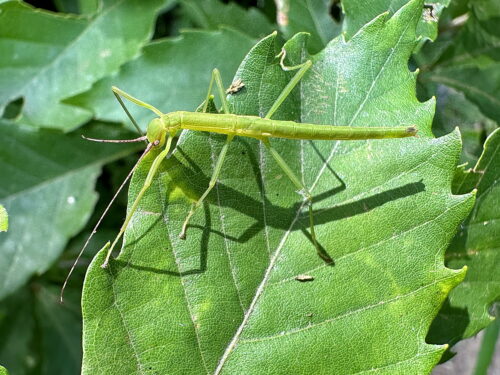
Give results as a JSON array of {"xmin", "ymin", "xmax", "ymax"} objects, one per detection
[
  {"xmin": 250, "ymin": 117, "xmax": 417, "ymax": 140},
  {"xmin": 176, "ymin": 111, "xmax": 416, "ymax": 140}
]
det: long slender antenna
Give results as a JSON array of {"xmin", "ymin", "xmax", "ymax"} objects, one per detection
[
  {"xmin": 60, "ymin": 143, "xmax": 154, "ymax": 303},
  {"xmin": 82, "ymin": 135, "xmax": 147, "ymax": 143}
]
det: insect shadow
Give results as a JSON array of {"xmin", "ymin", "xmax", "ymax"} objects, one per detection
[{"xmin": 120, "ymin": 137, "xmax": 425, "ymax": 277}]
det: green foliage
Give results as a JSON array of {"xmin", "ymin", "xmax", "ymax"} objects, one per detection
[
  {"xmin": 0, "ymin": 0, "xmax": 168, "ymax": 130},
  {"xmin": 419, "ymin": 0, "xmax": 500, "ymax": 123},
  {"xmin": 431, "ymin": 86, "xmax": 497, "ymax": 166},
  {"xmin": 0, "ymin": 120, "xmax": 140, "ymax": 299},
  {"xmin": 0, "ymin": 283, "xmax": 82, "ymax": 375},
  {"xmin": 0, "ymin": 0, "xmax": 498, "ymax": 374},
  {"xmin": 342, "ymin": 0, "xmax": 450, "ymax": 43},
  {"xmin": 81, "ymin": 2, "xmax": 476, "ymax": 373},
  {"xmin": 429, "ymin": 129, "xmax": 500, "ymax": 346},
  {"xmin": 417, "ymin": 0, "xmax": 500, "ymax": 351}
]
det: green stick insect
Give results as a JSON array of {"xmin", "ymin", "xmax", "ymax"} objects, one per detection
[{"xmin": 60, "ymin": 49, "xmax": 417, "ymax": 302}]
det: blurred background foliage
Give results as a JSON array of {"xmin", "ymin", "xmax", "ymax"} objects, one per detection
[{"xmin": 0, "ymin": 0, "xmax": 498, "ymax": 374}]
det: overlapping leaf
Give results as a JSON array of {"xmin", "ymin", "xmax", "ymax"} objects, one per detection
[
  {"xmin": 82, "ymin": 1, "xmax": 474, "ymax": 373},
  {"xmin": 342, "ymin": 0, "xmax": 450, "ymax": 43},
  {"xmin": 0, "ymin": 120, "xmax": 139, "ymax": 299},
  {"xmin": 432, "ymin": 85, "xmax": 498, "ymax": 166},
  {"xmin": 0, "ymin": 0, "xmax": 167, "ymax": 130},
  {"xmin": 429, "ymin": 128, "xmax": 500, "ymax": 347},
  {"xmin": 420, "ymin": 2, "xmax": 500, "ymax": 123}
]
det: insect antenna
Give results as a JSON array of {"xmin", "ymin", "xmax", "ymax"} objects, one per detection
[
  {"xmin": 81, "ymin": 135, "xmax": 148, "ymax": 143},
  {"xmin": 60, "ymin": 142, "xmax": 154, "ymax": 303}
]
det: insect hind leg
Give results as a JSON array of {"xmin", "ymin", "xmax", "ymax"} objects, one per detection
[{"xmin": 264, "ymin": 49, "xmax": 312, "ymax": 120}]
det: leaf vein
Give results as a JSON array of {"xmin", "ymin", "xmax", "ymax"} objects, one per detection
[{"xmin": 239, "ymin": 272, "xmax": 460, "ymax": 344}]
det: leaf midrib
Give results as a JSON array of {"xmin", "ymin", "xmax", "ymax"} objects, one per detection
[{"xmin": 214, "ymin": 11, "xmax": 418, "ymax": 372}]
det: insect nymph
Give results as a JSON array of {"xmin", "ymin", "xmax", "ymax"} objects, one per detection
[{"xmin": 61, "ymin": 49, "xmax": 417, "ymax": 301}]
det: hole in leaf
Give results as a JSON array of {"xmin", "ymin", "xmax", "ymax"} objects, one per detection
[
  {"xmin": 330, "ymin": 0, "xmax": 342, "ymax": 22},
  {"xmin": 153, "ymin": 4, "xmax": 181, "ymax": 39},
  {"xmin": 3, "ymin": 97, "xmax": 24, "ymax": 120},
  {"xmin": 24, "ymin": 0, "xmax": 58, "ymax": 12}
]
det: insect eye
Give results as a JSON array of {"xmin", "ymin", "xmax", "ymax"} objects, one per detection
[{"xmin": 153, "ymin": 140, "xmax": 160, "ymax": 146}]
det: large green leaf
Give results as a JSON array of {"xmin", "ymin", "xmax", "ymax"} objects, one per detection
[
  {"xmin": 0, "ymin": 0, "xmax": 167, "ymax": 130},
  {"xmin": 82, "ymin": 1, "xmax": 474, "ymax": 373},
  {"xmin": 0, "ymin": 365, "xmax": 7, "ymax": 375},
  {"xmin": 68, "ymin": 29, "xmax": 255, "ymax": 132},
  {"xmin": 0, "ymin": 120, "xmax": 139, "ymax": 299},
  {"xmin": 429, "ymin": 128, "xmax": 500, "ymax": 347}
]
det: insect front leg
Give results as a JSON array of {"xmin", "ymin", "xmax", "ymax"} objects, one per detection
[
  {"xmin": 179, "ymin": 134, "xmax": 234, "ymax": 240},
  {"xmin": 202, "ymin": 68, "xmax": 230, "ymax": 114},
  {"xmin": 262, "ymin": 139, "xmax": 333, "ymax": 264},
  {"xmin": 102, "ymin": 135, "xmax": 174, "ymax": 268},
  {"xmin": 112, "ymin": 89, "xmax": 146, "ymax": 138},
  {"xmin": 112, "ymin": 86, "xmax": 163, "ymax": 117}
]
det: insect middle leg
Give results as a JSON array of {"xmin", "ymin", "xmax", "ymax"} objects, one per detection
[
  {"xmin": 262, "ymin": 54, "xmax": 332, "ymax": 263},
  {"xmin": 262, "ymin": 139, "xmax": 333, "ymax": 264},
  {"xmin": 179, "ymin": 68, "xmax": 234, "ymax": 239}
]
